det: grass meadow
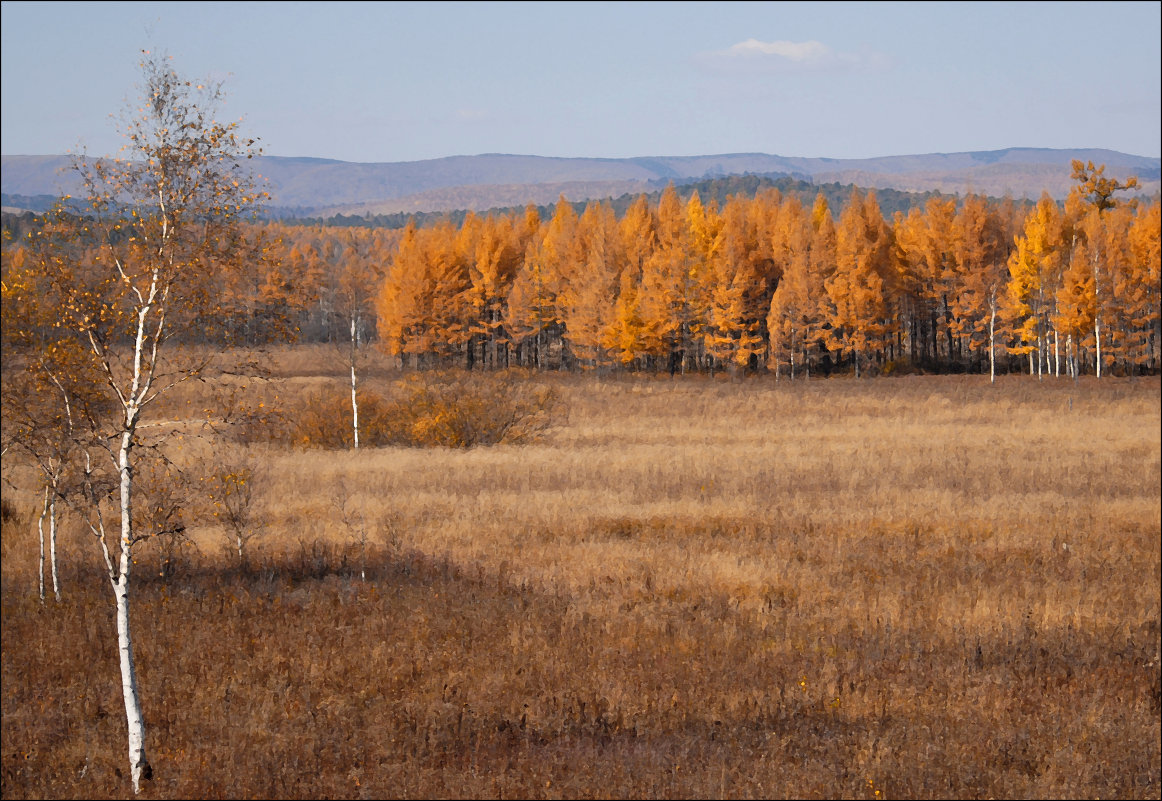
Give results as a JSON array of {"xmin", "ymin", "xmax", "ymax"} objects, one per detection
[{"xmin": 2, "ymin": 346, "xmax": 1160, "ymax": 799}]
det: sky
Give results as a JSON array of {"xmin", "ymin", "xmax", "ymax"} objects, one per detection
[{"xmin": 2, "ymin": 1, "xmax": 1159, "ymax": 164}]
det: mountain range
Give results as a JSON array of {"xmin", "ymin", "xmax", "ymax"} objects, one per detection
[{"xmin": 3, "ymin": 148, "xmax": 1158, "ymax": 218}]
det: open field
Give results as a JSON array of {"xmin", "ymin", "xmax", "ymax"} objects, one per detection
[{"xmin": 2, "ymin": 349, "xmax": 1160, "ymax": 799}]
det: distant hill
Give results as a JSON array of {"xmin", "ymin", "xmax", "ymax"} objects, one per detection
[
  {"xmin": 3, "ymin": 148, "xmax": 1158, "ymax": 216},
  {"xmin": 281, "ymin": 174, "xmax": 970, "ymax": 232}
]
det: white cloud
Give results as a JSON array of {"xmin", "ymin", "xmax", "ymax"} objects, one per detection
[
  {"xmin": 726, "ymin": 38, "xmax": 833, "ymax": 64},
  {"xmin": 698, "ymin": 38, "xmax": 889, "ymax": 73}
]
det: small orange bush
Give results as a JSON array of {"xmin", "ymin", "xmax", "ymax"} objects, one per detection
[
  {"xmin": 238, "ymin": 371, "xmax": 565, "ymax": 449},
  {"xmin": 367, "ymin": 372, "xmax": 563, "ymax": 448}
]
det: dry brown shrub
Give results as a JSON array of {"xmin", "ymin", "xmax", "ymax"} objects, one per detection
[
  {"xmin": 367, "ymin": 371, "xmax": 564, "ymax": 448},
  {"xmin": 236, "ymin": 370, "xmax": 565, "ymax": 449}
]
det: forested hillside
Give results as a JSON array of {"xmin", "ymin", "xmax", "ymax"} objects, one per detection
[
  {"xmin": 4, "ymin": 148, "xmax": 1158, "ymax": 217},
  {"xmin": 257, "ymin": 174, "xmax": 960, "ymax": 230},
  {"xmin": 5, "ymin": 164, "xmax": 1157, "ymax": 378}
]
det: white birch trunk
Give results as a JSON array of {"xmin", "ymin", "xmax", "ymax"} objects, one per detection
[
  {"xmin": 1093, "ymin": 246, "xmax": 1103, "ymax": 379},
  {"xmin": 37, "ymin": 483, "xmax": 62, "ymax": 603},
  {"xmin": 1095, "ymin": 316, "xmax": 1103, "ymax": 379},
  {"xmin": 49, "ymin": 492, "xmax": 60, "ymax": 602},
  {"xmin": 116, "ymin": 427, "xmax": 151, "ymax": 794},
  {"xmin": 38, "ymin": 486, "xmax": 47, "ymax": 604},
  {"xmin": 988, "ymin": 299, "xmax": 997, "ymax": 384},
  {"xmin": 350, "ymin": 318, "xmax": 360, "ymax": 450},
  {"xmin": 107, "ymin": 293, "xmax": 156, "ymax": 793}
]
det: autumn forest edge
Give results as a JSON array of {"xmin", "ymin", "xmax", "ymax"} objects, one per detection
[{"xmin": 4, "ymin": 166, "xmax": 1159, "ymax": 379}]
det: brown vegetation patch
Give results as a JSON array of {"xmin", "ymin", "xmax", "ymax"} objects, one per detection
[{"xmin": 2, "ymin": 356, "xmax": 1159, "ymax": 798}]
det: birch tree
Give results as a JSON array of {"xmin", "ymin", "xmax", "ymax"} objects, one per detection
[
  {"xmin": 0, "ymin": 353, "xmax": 82, "ymax": 603},
  {"xmin": 17, "ymin": 52, "xmax": 265, "ymax": 794},
  {"xmin": 327, "ymin": 234, "xmax": 382, "ymax": 447}
]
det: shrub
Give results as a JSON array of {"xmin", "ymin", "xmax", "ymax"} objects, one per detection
[
  {"xmin": 240, "ymin": 371, "xmax": 566, "ymax": 449},
  {"xmin": 286, "ymin": 387, "xmax": 384, "ymax": 449},
  {"xmin": 367, "ymin": 372, "xmax": 564, "ymax": 448},
  {"xmin": 222, "ymin": 389, "xmax": 295, "ymax": 446}
]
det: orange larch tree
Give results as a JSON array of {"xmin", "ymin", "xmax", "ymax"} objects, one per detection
[
  {"xmin": 466, "ymin": 213, "xmax": 521, "ymax": 369},
  {"xmin": 605, "ymin": 195, "xmax": 657, "ymax": 368},
  {"xmin": 953, "ymin": 194, "xmax": 1012, "ymax": 380},
  {"xmin": 560, "ymin": 201, "xmax": 623, "ymax": 369},
  {"xmin": 1126, "ymin": 201, "xmax": 1161, "ymax": 371},
  {"xmin": 765, "ymin": 195, "xmax": 818, "ymax": 377},
  {"xmin": 893, "ymin": 197, "xmax": 958, "ymax": 366},
  {"xmin": 377, "ymin": 221, "xmax": 437, "ymax": 366},
  {"xmin": 638, "ymin": 184, "xmax": 703, "ymax": 374},
  {"xmin": 1005, "ymin": 193, "xmax": 1069, "ymax": 377},
  {"xmin": 824, "ymin": 189, "xmax": 896, "ymax": 376},
  {"xmin": 892, "ymin": 206, "xmax": 932, "ymax": 366},
  {"xmin": 1068, "ymin": 160, "xmax": 1142, "ymax": 377},
  {"xmin": 505, "ymin": 196, "xmax": 575, "ymax": 369}
]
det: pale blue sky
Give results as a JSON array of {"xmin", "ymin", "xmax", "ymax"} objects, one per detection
[{"xmin": 2, "ymin": 1, "xmax": 1159, "ymax": 162}]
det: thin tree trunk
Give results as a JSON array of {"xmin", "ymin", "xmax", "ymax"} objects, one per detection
[
  {"xmin": 1094, "ymin": 246, "xmax": 1103, "ymax": 379},
  {"xmin": 49, "ymin": 491, "xmax": 60, "ymax": 602},
  {"xmin": 117, "ymin": 427, "xmax": 150, "ymax": 793},
  {"xmin": 790, "ymin": 328, "xmax": 796, "ymax": 380},
  {"xmin": 114, "ymin": 557, "xmax": 149, "ymax": 794},
  {"xmin": 988, "ymin": 299, "xmax": 997, "ymax": 384},
  {"xmin": 1095, "ymin": 317, "xmax": 1103, "ymax": 379},
  {"xmin": 944, "ymin": 294, "xmax": 954, "ymax": 365},
  {"xmin": 32, "ymin": 477, "xmax": 61, "ymax": 602},
  {"xmin": 1054, "ymin": 329, "xmax": 1060, "ymax": 377},
  {"xmin": 350, "ymin": 318, "xmax": 360, "ymax": 450},
  {"xmin": 38, "ymin": 486, "xmax": 47, "ymax": 604}
]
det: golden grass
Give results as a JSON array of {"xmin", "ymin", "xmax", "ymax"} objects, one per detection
[{"xmin": 2, "ymin": 350, "xmax": 1159, "ymax": 799}]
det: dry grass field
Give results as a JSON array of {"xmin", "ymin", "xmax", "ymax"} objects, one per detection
[{"xmin": 2, "ymin": 346, "xmax": 1160, "ymax": 799}]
